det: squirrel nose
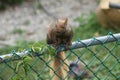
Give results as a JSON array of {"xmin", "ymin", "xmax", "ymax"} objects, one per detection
[
  {"xmin": 61, "ymin": 25, "xmax": 65, "ymax": 28},
  {"xmin": 61, "ymin": 26, "xmax": 64, "ymax": 28}
]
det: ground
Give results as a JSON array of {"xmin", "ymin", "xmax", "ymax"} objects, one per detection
[{"xmin": 0, "ymin": 0, "xmax": 97, "ymax": 47}]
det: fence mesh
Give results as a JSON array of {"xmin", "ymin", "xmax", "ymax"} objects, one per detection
[{"xmin": 0, "ymin": 33, "xmax": 120, "ymax": 80}]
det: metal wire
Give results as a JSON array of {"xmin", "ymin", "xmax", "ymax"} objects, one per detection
[{"xmin": 0, "ymin": 33, "xmax": 120, "ymax": 80}]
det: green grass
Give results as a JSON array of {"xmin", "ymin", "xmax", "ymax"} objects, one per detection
[
  {"xmin": 0, "ymin": 0, "xmax": 24, "ymax": 10},
  {"xmin": 23, "ymin": 20, "xmax": 31, "ymax": 26},
  {"xmin": 11, "ymin": 28, "xmax": 26, "ymax": 34},
  {"xmin": 73, "ymin": 13, "xmax": 120, "ymax": 40},
  {"xmin": 0, "ymin": 40, "xmax": 34, "ymax": 55},
  {"xmin": 0, "ymin": 13, "xmax": 120, "ymax": 80},
  {"xmin": 70, "ymin": 13, "xmax": 120, "ymax": 80}
]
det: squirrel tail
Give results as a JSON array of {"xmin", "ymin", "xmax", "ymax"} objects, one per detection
[{"xmin": 50, "ymin": 51, "xmax": 68, "ymax": 80}]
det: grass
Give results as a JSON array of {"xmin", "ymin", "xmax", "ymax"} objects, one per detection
[
  {"xmin": 0, "ymin": 13, "xmax": 120, "ymax": 80},
  {"xmin": 0, "ymin": 40, "xmax": 34, "ymax": 55},
  {"xmin": 70, "ymin": 13, "xmax": 120, "ymax": 80},
  {"xmin": 0, "ymin": 0, "xmax": 24, "ymax": 10},
  {"xmin": 73, "ymin": 13, "xmax": 120, "ymax": 40},
  {"xmin": 23, "ymin": 20, "xmax": 31, "ymax": 26},
  {"xmin": 11, "ymin": 28, "xmax": 25, "ymax": 34}
]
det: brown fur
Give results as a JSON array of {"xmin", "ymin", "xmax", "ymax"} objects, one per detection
[
  {"xmin": 49, "ymin": 52, "xmax": 68, "ymax": 80},
  {"xmin": 46, "ymin": 18, "xmax": 73, "ymax": 80},
  {"xmin": 46, "ymin": 18, "xmax": 73, "ymax": 49},
  {"xmin": 96, "ymin": 0, "xmax": 120, "ymax": 29}
]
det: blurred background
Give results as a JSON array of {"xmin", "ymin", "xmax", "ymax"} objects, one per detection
[
  {"xmin": 0, "ymin": 0, "xmax": 97, "ymax": 48},
  {"xmin": 0, "ymin": 0, "xmax": 120, "ymax": 80},
  {"xmin": 0, "ymin": 0, "xmax": 120, "ymax": 48}
]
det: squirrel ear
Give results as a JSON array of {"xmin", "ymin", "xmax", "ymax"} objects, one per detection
[
  {"xmin": 63, "ymin": 18, "xmax": 68, "ymax": 25},
  {"xmin": 57, "ymin": 18, "xmax": 68, "ymax": 25}
]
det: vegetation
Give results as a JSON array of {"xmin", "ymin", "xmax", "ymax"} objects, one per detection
[
  {"xmin": 0, "ymin": 0, "xmax": 24, "ymax": 10},
  {"xmin": 0, "ymin": 13, "xmax": 120, "ymax": 80},
  {"xmin": 73, "ymin": 12, "xmax": 120, "ymax": 40},
  {"xmin": 72, "ymin": 13, "xmax": 120, "ymax": 80},
  {"xmin": 11, "ymin": 28, "xmax": 26, "ymax": 34}
]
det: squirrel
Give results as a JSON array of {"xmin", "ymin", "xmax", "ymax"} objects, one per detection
[
  {"xmin": 46, "ymin": 18, "xmax": 73, "ymax": 50},
  {"xmin": 46, "ymin": 18, "xmax": 73, "ymax": 80},
  {"xmin": 95, "ymin": 0, "xmax": 120, "ymax": 29},
  {"xmin": 69, "ymin": 61, "xmax": 92, "ymax": 80}
]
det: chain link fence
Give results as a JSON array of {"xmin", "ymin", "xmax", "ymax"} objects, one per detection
[{"xmin": 0, "ymin": 33, "xmax": 120, "ymax": 80}]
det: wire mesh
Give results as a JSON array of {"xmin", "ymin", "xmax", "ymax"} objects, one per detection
[{"xmin": 0, "ymin": 33, "xmax": 120, "ymax": 80}]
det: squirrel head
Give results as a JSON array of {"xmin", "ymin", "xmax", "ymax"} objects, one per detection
[
  {"xmin": 55, "ymin": 18, "xmax": 68, "ymax": 33},
  {"xmin": 58, "ymin": 18, "xmax": 67, "ymax": 25},
  {"xmin": 56, "ymin": 18, "xmax": 67, "ymax": 28}
]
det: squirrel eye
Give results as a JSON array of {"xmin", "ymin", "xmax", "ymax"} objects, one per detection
[{"xmin": 61, "ymin": 25, "xmax": 64, "ymax": 28}]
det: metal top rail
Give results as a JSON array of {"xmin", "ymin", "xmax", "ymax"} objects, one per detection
[
  {"xmin": 70, "ymin": 33, "xmax": 120, "ymax": 49},
  {"xmin": 109, "ymin": 2, "xmax": 120, "ymax": 9}
]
